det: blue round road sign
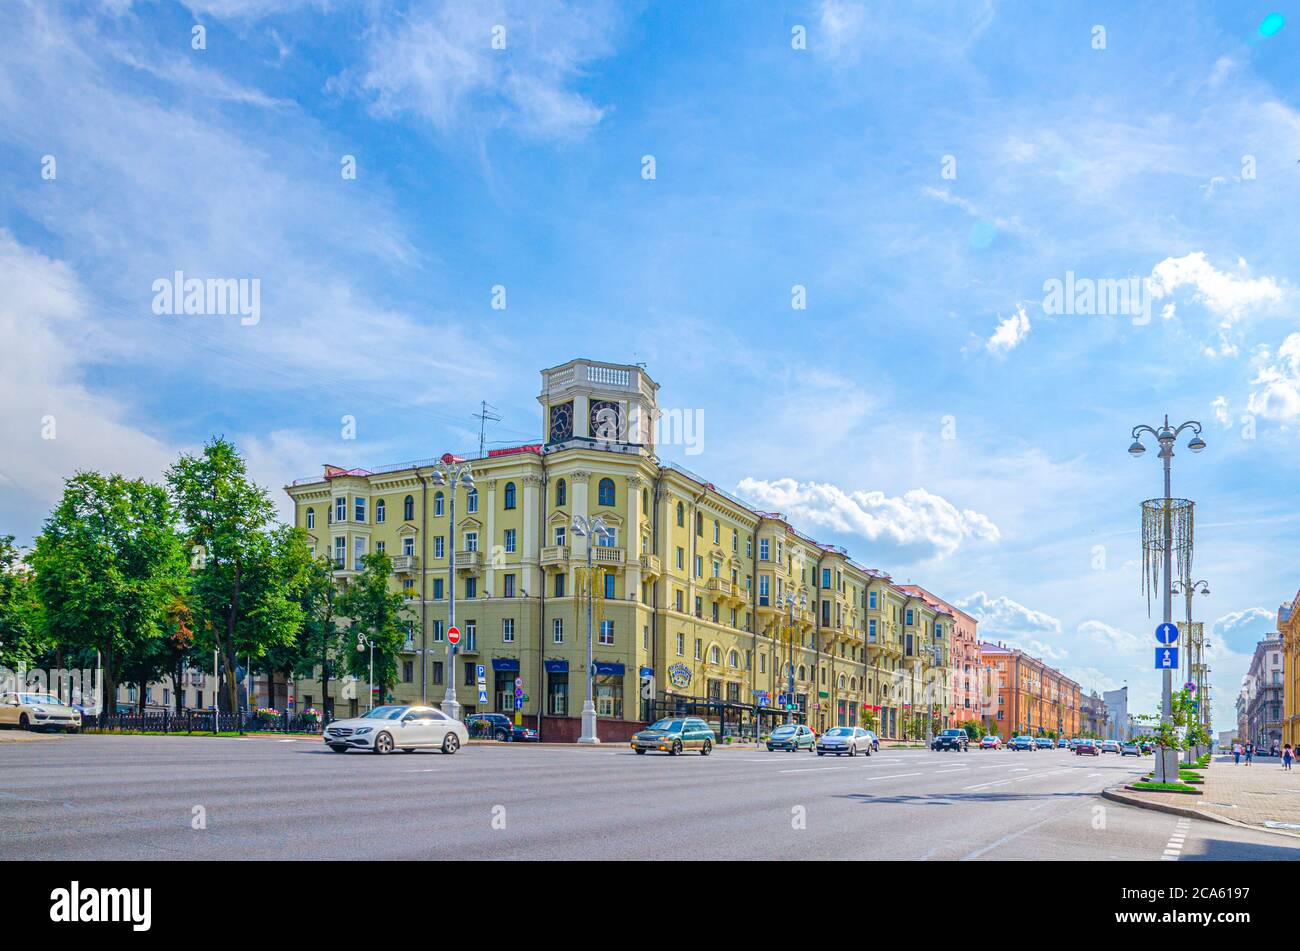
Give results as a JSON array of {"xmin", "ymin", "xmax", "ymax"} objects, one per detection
[{"xmin": 1155, "ymin": 622, "xmax": 1179, "ymax": 645}]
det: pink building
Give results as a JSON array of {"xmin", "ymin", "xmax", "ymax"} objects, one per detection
[{"xmin": 898, "ymin": 585, "xmax": 982, "ymax": 726}]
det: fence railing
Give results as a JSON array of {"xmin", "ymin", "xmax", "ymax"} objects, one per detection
[{"xmin": 82, "ymin": 712, "xmax": 325, "ymax": 735}]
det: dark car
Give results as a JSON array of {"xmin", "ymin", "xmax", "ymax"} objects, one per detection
[
  {"xmin": 465, "ymin": 713, "xmax": 539, "ymax": 743},
  {"xmin": 767, "ymin": 724, "xmax": 816, "ymax": 752},
  {"xmin": 1075, "ymin": 739, "xmax": 1100, "ymax": 756},
  {"xmin": 1008, "ymin": 736, "xmax": 1036, "ymax": 751},
  {"xmin": 931, "ymin": 728, "xmax": 970, "ymax": 751}
]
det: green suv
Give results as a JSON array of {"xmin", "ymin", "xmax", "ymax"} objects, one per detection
[{"xmin": 631, "ymin": 717, "xmax": 715, "ymax": 756}]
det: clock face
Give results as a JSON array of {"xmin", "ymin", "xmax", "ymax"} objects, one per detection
[
  {"xmin": 589, "ymin": 400, "xmax": 620, "ymax": 440},
  {"xmin": 549, "ymin": 401, "xmax": 574, "ymax": 443}
]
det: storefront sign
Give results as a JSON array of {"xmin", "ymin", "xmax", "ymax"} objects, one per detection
[{"xmin": 668, "ymin": 662, "xmax": 692, "ymax": 689}]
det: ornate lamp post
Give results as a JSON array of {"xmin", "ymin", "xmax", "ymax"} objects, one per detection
[
  {"xmin": 1129, "ymin": 417, "xmax": 1205, "ymax": 726},
  {"xmin": 775, "ymin": 591, "xmax": 807, "ymax": 724},
  {"xmin": 1171, "ymin": 578, "xmax": 1210, "ymax": 734},
  {"xmin": 572, "ymin": 514, "xmax": 611, "ymax": 744},
  {"xmin": 356, "ymin": 632, "xmax": 374, "ymax": 711},
  {"xmin": 430, "ymin": 459, "xmax": 476, "ymax": 722}
]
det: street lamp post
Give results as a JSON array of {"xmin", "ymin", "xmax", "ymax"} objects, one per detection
[
  {"xmin": 775, "ymin": 591, "xmax": 806, "ymax": 725},
  {"xmin": 356, "ymin": 632, "xmax": 374, "ymax": 711},
  {"xmin": 572, "ymin": 514, "xmax": 611, "ymax": 744},
  {"xmin": 429, "ymin": 460, "xmax": 476, "ymax": 722},
  {"xmin": 1129, "ymin": 416, "xmax": 1205, "ymax": 730},
  {"xmin": 1171, "ymin": 578, "xmax": 1210, "ymax": 745}
]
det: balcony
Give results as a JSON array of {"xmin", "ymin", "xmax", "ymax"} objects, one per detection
[
  {"xmin": 706, "ymin": 577, "xmax": 732, "ymax": 599},
  {"xmin": 639, "ymin": 553, "xmax": 662, "ymax": 578},
  {"xmin": 390, "ymin": 555, "xmax": 418, "ymax": 573},
  {"xmin": 591, "ymin": 546, "xmax": 625, "ymax": 567},
  {"xmin": 541, "ymin": 546, "xmax": 569, "ymax": 570},
  {"xmin": 454, "ymin": 550, "xmax": 483, "ymax": 571}
]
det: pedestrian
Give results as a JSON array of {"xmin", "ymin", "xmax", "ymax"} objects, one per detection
[
  {"xmin": 1233, "ymin": 741, "xmax": 1242, "ymax": 765},
  {"xmin": 1245, "ymin": 743, "xmax": 1254, "ymax": 766},
  {"xmin": 1284, "ymin": 744, "xmax": 1294, "ymax": 771}
]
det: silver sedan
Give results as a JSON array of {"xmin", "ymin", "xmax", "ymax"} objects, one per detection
[{"xmin": 815, "ymin": 726, "xmax": 874, "ymax": 757}]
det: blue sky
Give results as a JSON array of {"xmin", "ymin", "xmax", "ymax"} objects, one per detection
[{"xmin": 2, "ymin": 0, "xmax": 1298, "ymax": 730}]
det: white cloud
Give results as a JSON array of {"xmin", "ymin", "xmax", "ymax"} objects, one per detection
[
  {"xmin": 986, "ymin": 305, "xmax": 1031, "ymax": 354},
  {"xmin": 1212, "ymin": 607, "xmax": 1276, "ymax": 653},
  {"xmin": 1147, "ymin": 252, "xmax": 1283, "ymax": 328},
  {"xmin": 1079, "ymin": 619, "xmax": 1142, "ymax": 655},
  {"xmin": 736, "ymin": 477, "xmax": 999, "ymax": 559},
  {"xmin": 956, "ymin": 591, "xmax": 1061, "ymax": 637},
  {"xmin": 1247, "ymin": 333, "xmax": 1300, "ymax": 420},
  {"xmin": 343, "ymin": 0, "xmax": 617, "ymax": 141},
  {"xmin": 1064, "ymin": 667, "xmax": 1121, "ymax": 694}
]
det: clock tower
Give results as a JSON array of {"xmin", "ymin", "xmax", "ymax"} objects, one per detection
[{"xmin": 538, "ymin": 358, "xmax": 660, "ymax": 453}]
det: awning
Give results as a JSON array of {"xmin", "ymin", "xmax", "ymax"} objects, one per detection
[
  {"xmin": 544, "ymin": 660, "xmax": 569, "ymax": 673},
  {"xmin": 593, "ymin": 662, "xmax": 625, "ymax": 677},
  {"xmin": 491, "ymin": 658, "xmax": 520, "ymax": 671},
  {"xmin": 639, "ymin": 666, "xmax": 654, "ymax": 679}
]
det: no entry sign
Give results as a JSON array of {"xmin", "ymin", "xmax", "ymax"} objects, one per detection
[{"xmin": 447, "ymin": 626, "xmax": 461, "ymax": 646}]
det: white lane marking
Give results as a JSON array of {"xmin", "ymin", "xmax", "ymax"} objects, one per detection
[
  {"xmin": 1161, "ymin": 818, "xmax": 1193, "ymax": 861},
  {"xmin": 868, "ymin": 772, "xmax": 924, "ymax": 780},
  {"xmin": 779, "ymin": 766, "xmax": 848, "ymax": 774},
  {"xmin": 963, "ymin": 778, "xmax": 1015, "ymax": 790},
  {"xmin": 934, "ymin": 768, "xmax": 970, "ymax": 774},
  {"xmin": 961, "ymin": 816, "xmax": 1055, "ymax": 860},
  {"xmin": 1010, "ymin": 768, "xmax": 1029, "ymax": 772}
]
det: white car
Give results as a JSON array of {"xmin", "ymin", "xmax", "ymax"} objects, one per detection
[
  {"xmin": 816, "ymin": 726, "xmax": 874, "ymax": 757},
  {"xmin": 0, "ymin": 691, "xmax": 82, "ymax": 733},
  {"xmin": 323, "ymin": 705, "xmax": 468, "ymax": 755}
]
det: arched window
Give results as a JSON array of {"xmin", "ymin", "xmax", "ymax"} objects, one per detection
[
  {"xmin": 709, "ymin": 645, "xmax": 721, "ymax": 665},
  {"xmin": 403, "ymin": 495, "xmax": 414, "ymax": 520},
  {"xmin": 838, "ymin": 674, "xmax": 846, "ymax": 688},
  {"xmin": 676, "ymin": 501, "xmax": 684, "ymax": 527},
  {"xmin": 728, "ymin": 650, "xmax": 739, "ymax": 668},
  {"xmin": 597, "ymin": 478, "xmax": 615, "ymax": 507},
  {"xmin": 555, "ymin": 479, "xmax": 567, "ymax": 507},
  {"xmin": 799, "ymin": 665, "xmax": 807, "ymax": 681},
  {"xmin": 503, "ymin": 482, "xmax": 516, "ymax": 510},
  {"xmin": 467, "ymin": 488, "xmax": 478, "ymax": 513},
  {"xmin": 433, "ymin": 492, "xmax": 444, "ymax": 517},
  {"xmin": 374, "ymin": 499, "xmax": 386, "ymax": 524},
  {"xmin": 305, "ymin": 507, "xmax": 315, "ymax": 529}
]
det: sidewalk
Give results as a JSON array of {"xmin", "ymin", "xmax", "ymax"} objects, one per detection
[{"xmin": 1106, "ymin": 753, "xmax": 1300, "ymax": 837}]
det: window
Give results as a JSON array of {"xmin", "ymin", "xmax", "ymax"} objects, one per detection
[
  {"xmin": 599, "ymin": 620, "xmax": 614, "ymax": 645},
  {"xmin": 554, "ymin": 525, "xmax": 567, "ymax": 547},
  {"xmin": 694, "ymin": 638, "xmax": 702, "ymax": 660},
  {"xmin": 603, "ymin": 573, "xmax": 615, "ymax": 599},
  {"xmin": 434, "ymin": 536, "xmax": 445, "ymax": 559},
  {"xmin": 375, "ymin": 499, "xmax": 386, "ymax": 523},
  {"xmin": 504, "ymin": 528, "xmax": 516, "ymax": 553},
  {"xmin": 503, "ymin": 573, "xmax": 516, "ymax": 598},
  {"xmin": 432, "ymin": 620, "xmax": 444, "ymax": 642},
  {"xmin": 305, "ymin": 508, "xmax": 315, "ymax": 529},
  {"xmin": 554, "ymin": 573, "xmax": 566, "ymax": 597},
  {"xmin": 553, "ymin": 618, "xmax": 564, "ymax": 643},
  {"xmin": 433, "ymin": 578, "xmax": 444, "ymax": 600},
  {"xmin": 353, "ymin": 537, "xmax": 366, "ymax": 571},
  {"xmin": 675, "ymin": 589, "xmax": 684, "ymax": 612},
  {"xmin": 694, "ymin": 555, "xmax": 703, "ymax": 577},
  {"xmin": 335, "ymin": 497, "xmax": 346, "ymax": 523},
  {"xmin": 676, "ymin": 632, "xmax": 685, "ymax": 656},
  {"xmin": 465, "ymin": 662, "xmax": 477, "ymax": 687},
  {"xmin": 713, "ymin": 521, "xmax": 720, "ymax": 544},
  {"xmin": 598, "ymin": 478, "xmax": 615, "ymax": 507},
  {"xmin": 759, "ymin": 539, "xmax": 770, "ymax": 561},
  {"xmin": 548, "ymin": 673, "xmax": 569, "ymax": 716},
  {"xmin": 433, "ymin": 492, "xmax": 444, "ymax": 517},
  {"xmin": 732, "ymin": 528, "xmax": 738, "ymax": 552},
  {"xmin": 695, "ymin": 512, "xmax": 703, "ymax": 536},
  {"xmin": 869, "ymin": 590, "xmax": 878, "ymax": 610},
  {"xmin": 759, "ymin": 576, "xmax": 770, "ymax": 605},
  {"xmin": 503, "ymin": 618, "xmax": 515, "ymax": 642},
  {"xmin": 464, "ymin": 531, "xmax": 478, "ymax": 552},
  {"xmin": 402, "ymin": 536, "xmax": 414, "ymax": 557},
  {"xmin": 595, "ymin": 673, "xmax": 622, "ymax": 718},
  {"xmin": 869, "ymin": 619, "xmax": 877, "ymax": 641},
  {"xmin": 555, "ymin": 479, "xmax": 567, "ymax": 507},
  {"xmin": 821, "ymin": 568, "xmax": 831, "ymax": 589},
  {"xmin": 333, "ymin": 536, "xmax": 346, "ymax": 567},
  {"xmin": 710, "ymin": 645, "xmax": 721, "ymax": 665},
  {"xmin": 906, "ymin": 608, "xmax": 914, "ymax": 625},
  {"xmin": 676, "ymin": 547, "xmax": 685, "ymax": 570},
  {"xmin": 467, "ymin": 488, "xmax": 478, "ymax": 513},
  {"xmin": 597, "ymin": 527, "xmax": 617, "ymax": 548},
  {"xmin": 676, "ymin": 502, "xmax": 684, "ymax": 527},
  {"xmin": 465, "ymin": 622, "xmax": 476, "ymax": 652},
  {"xmin": 504, "ymin": 482, "xmax": 516, "ymax": 509},
  {"xmin": 465, "ymin": 576, "xmax": 477, "ymax": 599},
  {"xmin": 402, "ymin": 661, "xmax": 413, "ymax": 683},
  {"xmin": 403, "ymin": 495, "xmax": 415, "ymax": 520},
  {"xmin": 728, "ymin": 650, "xmax": 739, "ymax": 668}
]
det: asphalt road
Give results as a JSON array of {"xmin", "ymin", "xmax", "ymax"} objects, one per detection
[{"xmin": 3, "ymin": 736, "xmax": 1298, "ymax": 860}]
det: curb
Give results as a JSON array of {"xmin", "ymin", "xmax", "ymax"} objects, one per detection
[{"xmin": 1102, "ymin": 786, "xmax": 1300, "ymax": 840}]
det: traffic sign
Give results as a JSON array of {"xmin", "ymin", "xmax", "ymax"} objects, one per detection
[
  {"xmin": 476, "ymin": 665, "xmax": 486, "ymax": 680},
  {"xmin": 514, "ymin": 698, "xmax": 523, "ymax": 710},
  {"xmin": 1156, "ymin": 646, "xmax": 1179, "ymax": 670},
  {"xmin": 447, "ymin": 626, "xmax": 461, "ymax": 646},
  {"xmin": 1185, "ymin": 681, "xmax": 1197, "ymax": 694},
  {"xmin": 514, "ymin": 677, "xmax": 523, "ymax": 689},
  {"xmin": 514, "ymin": 687, "xmax": 523, "ymax": 699},
  {"xmin": 1155, "ymin": 622, "xmax": 1178, "ymax": 645},
  {"xmin": 477, "ymin": 688, "xmax": 489, "ymax": 704}
]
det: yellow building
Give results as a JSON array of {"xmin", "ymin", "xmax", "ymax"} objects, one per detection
[
  {"xmin": 284, "ymin": 358, "xmax": 954, "ymax": 741},
  {"xmin": 1280, "ymin": 595, "xmax": 1300, "ymax": 748}
]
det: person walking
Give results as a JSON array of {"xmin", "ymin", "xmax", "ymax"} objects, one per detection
[
  {"xmin": 1233, "ymin": 741, "xmax": 1242, "ymax": 765},
  {"xmin": 1245, "ymin": 742, "xmax": 1254, "ymax": 766},
  {"xmin": 1284, "ymin": 744, "xmax": 1294, "ymax": 771}
]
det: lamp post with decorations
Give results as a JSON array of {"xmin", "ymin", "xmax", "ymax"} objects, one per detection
[
  {"xmin": 572, "ymin": 514, "xmax": 611, "ymax": 744},
  {"xmin": 429, "ymin": 458, "xmax": 476, "ymax": 722}
]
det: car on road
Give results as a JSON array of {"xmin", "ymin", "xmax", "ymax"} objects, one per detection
[
  {"xmin": 931, "ymin": 728, "xmax": 970, "ymax": 751},
  {"xmin": 980, "ymin": 735, "xmax": 1001, "ymax": 749},
  {"xmin": 1030, "ymin": 737, "xmax": 1053, "ymax": 750},
  {"xmin": 1120, "ymin": 742, "xmax": 1141, "ymax": 756},
  {"xmin": 631, "ymin": 717, "xmax": 715, "ymax": 755},
  {"xmin": 0, "ymin": 692, "xmax": 81, "ymax": 733},
  {"xmin": 767, "ymin": 724, "xmax": 816, "ymax": 752},
  {"xmin": 324, "ymin": 705, "xmax": 467, "ymax": 755},
  {"xmin": 464, "ymin": 713, "xmax": 540, "ymax": 743},
  {"xmin": 1075, "ymin": 739, "xmax": 1100, "ymax": 756},
  {"xmin": 816, "ymin": 726, "xmax": 874, "ymax": 757},
  {"xmin": 1140, "ymin": 741, "xmax": 1154, "ymax": 754},
  {"xmin": 1056, "ymin": 738, "xmax": 1070, "ymax": 749},
  {"xmin": 861, "ymin": 729, "xmax": 880, "ymax": 752},
  {"xmin": 1100, "ymin": 740, "xmax": 1121, "ymax": 754},
  {"xmin": 1008, "ymin": 736, "xmax": 1037, "ymax": 751}
]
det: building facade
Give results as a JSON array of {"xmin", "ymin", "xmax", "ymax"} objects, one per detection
[
  {"xmin": 1080, "ymin": 691, "xmax": 1109, "ymax": 737},
  {"xmin": 281, "ymin": 358, "xmax": 962, "ymax": 741},
  {"xmin": 1245, "ymin": 635, "xmax": 1284, "ymax": 751},
  {"xmin": 977, "ymin": 642, "xmax": 1081, "ymax": 741},
  {"xmin": 1280, "ymin": 596, "xmax": 1300, "ymax": 749},
  {"xmin": 1102, "ymin": 687, "xmax": 1130, "ymax": 742},
  {"xmin": 898, "ymin": 586, "xmax": 981, "ymax": 729}
]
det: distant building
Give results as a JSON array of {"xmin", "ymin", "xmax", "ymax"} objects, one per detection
[
  {"xmin": 1246, "ymin": 635, "xmax": 1284, "ymax": 751},
  {"xmin": 1102, "ymin": 687, "xmax": 1130, "ymax": 741},
  {"xmin": 1217, "ymin": 729, "xmax": 1238, "ymax": 749},
  {"xmin": 1280, "ymin": 596, "xmax": 1299, "ymax": 748},
  {"xmin": 977, "ymin": 642, "xmax": 1081, "ymax": 741},
  {"xmin": 1080, "ymin": 691, "xmax": 1109, "ymax": 737}
]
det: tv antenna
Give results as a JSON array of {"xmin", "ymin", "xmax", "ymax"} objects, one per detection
[{"xmin": 473, "ymin": 401, "xmax": 503, "ymax": 457}]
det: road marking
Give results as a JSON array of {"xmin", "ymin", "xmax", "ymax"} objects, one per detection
[
  {"xmin": 963, "ymin": 778, "xmax": 1015, "ymax": 790},
  {"xmin": 779, "ymin": 766, "xmax": 847, "ymax": 774},
  {"xmin": 868, "ymin": 772, "xmax": 924, "ymax": 780},
  {"xmin": 934, "ymin": 768, "xmax": 970, "ymax": 774},
  {"xmin": 961, "ymin": 816, "xmax": 1055, "ymax": 860},
  {"xmin": 1010, "ymin": 768, "xmax": 1028, "ymax": 772},
  {"xmin": 1161, "ymin": 818, "xmax": 1192, "ymax": 861}
]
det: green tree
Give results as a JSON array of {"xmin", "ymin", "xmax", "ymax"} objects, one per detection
[
  {"xmin": 167, "ymin": 437, "xmax": 312, "ymax": 712},
  {"xmin": 31, "ymin": 473, "xmax": 188, "ymax": 712},
  {"xmin": 336, "ymin": 550, "xmax": 411, "ymax": 708},
  {"xmin": 0, "ymin": 535, "xmax": 47, "ymax": 668},
  {"xmin": 296, "ymin": 554, "xmax": 343, "ymax": 716}
]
